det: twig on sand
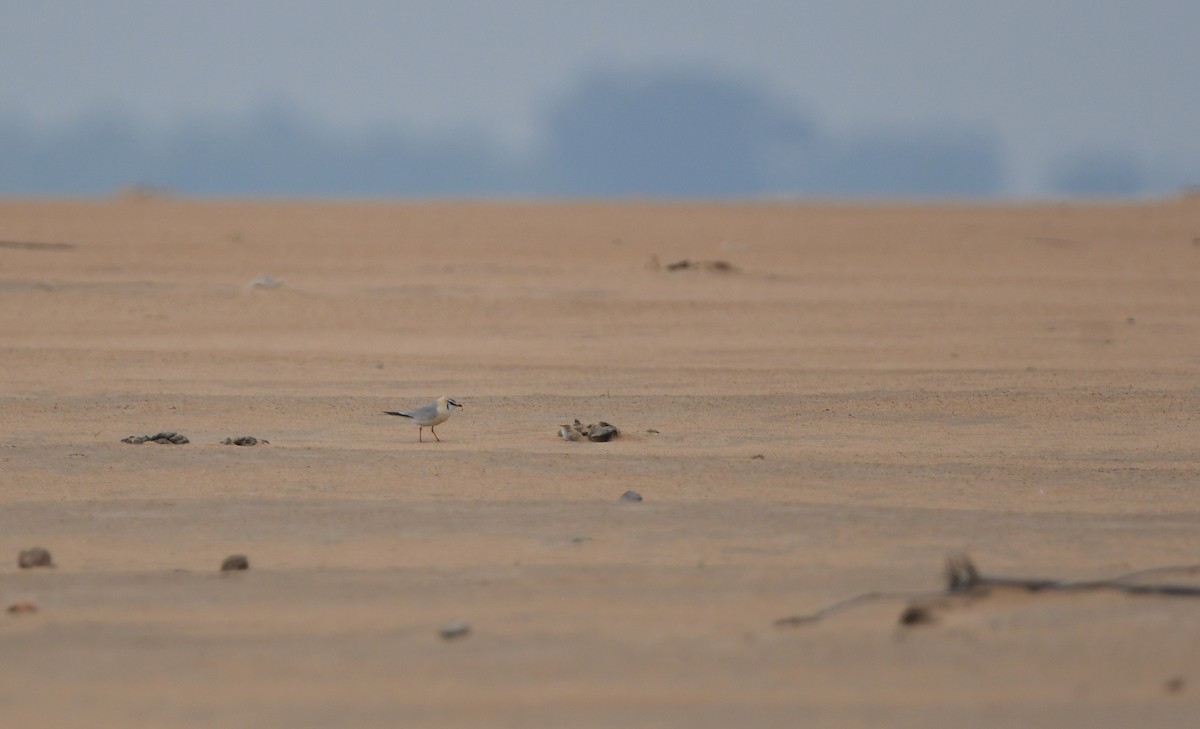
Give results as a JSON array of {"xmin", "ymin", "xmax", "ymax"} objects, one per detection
[
  {"xmin": 774, "ymin": 555, "xmax": 1200, "ymax": 628},
  {"xmin": 773, "ymin": 591, "xmax": 920, "ymax": 627},
  {"xmin": 942, "ymin": 554, "xmax": 1200, "ymax": 596}
]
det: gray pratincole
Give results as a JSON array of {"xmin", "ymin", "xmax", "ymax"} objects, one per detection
[{"xmin": 383, "ymin": 396, "xmax": 462, "ymax": 442}]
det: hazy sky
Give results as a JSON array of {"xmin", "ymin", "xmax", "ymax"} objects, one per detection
[{"xmin": 3, "ymin": 1, "xmax": 1197, "ymax": 194}]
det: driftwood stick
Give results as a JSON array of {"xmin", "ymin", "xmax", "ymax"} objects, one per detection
[
  {"xmin": 774, "ymin": 555, "xmax": 1200, "ymax": 628},
  {"xmin": 946, "ymin": 554, "xmax": 1200, "ymax": 596}
]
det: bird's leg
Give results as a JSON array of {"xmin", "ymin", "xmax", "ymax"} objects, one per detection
[
  {"xmin": 432, "ymin": 426, "xmax": 442, "ymax": 443},
  {"xmin": 418, "ymin": 427, "xmax": 424, "ymax": 443}
]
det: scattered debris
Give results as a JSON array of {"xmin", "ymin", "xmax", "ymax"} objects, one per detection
[
  {"xmin": 557, "ymin": 419, "xmax": 621, "ymax": 443},
  {"xmin": 439, "ymin": 621, "xmax": 471, "ymax": 640},
  {"xmin": 751, "ymin": 454, "xmax": 766, "ymax": 460},
  {"xmin": 6, "ymin": 600, "xmax": 38, "ymax": 615},
  {"xmin": 619, "ymin": 490, "xmax": 643, "ymax": 503},
  {"xmin": 220, "ymin": 554, "xmax": 250, "ymax": 571},
  {"xmin": 17, "ymin": 547, "xmax": 54, "ymax": 569},
  {"xmin": 646, "ymin": 428, "xmax": 660, "ymax": 434},
  {"xmin": 221, "ymin": 436, "xmax": 268, "ymax": 446},
  {"xmin": 774, "ymin": 555, "xmax": 1200, "ymax": 629},
  {"xmin": 646, "ymin": 255, "xmax": 738, "ymax": 273},
  {"xmin": 122, "ymin": 432, "xmax": 189, "ymax": 444}
]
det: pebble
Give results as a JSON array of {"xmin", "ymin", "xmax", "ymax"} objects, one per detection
[
  {"xmin": 222, "ymin": 436, "xmax": 267, "ymax": 446},
  {"xmin": 619, "ymin": 490, "xmax": 643, "ymax": 503},
  {"xmin": 898, "ymin": 604, "xmax": 936, "ymax": 626},
  {"xmin": 17, "ymin": 547, "xmax": 54, "ymax": 569},
  {"xmin": 220, "ymin": 554, "xmax": 250, "ymax": 571},
  {"xmin": 439, "ymin": 621, "xmax": 471, "ymax": 640},
  {"xmin": 244, "ymin": 274, "xmax": 283, "ymax": 290},
  {"xmin": 6, "ymin": 600, "xmax": 38, "ymax": 615}
]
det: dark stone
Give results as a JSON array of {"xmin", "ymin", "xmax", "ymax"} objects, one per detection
[
  {"xmin": 588, "ymin": 423, "xmax": 620, "ymax": 442},
  {"xmin": 220, "ymin": 554, "xmax": 250, "ymax": 571},
  {"xmin": 619, "ymin": 490, "xmax": 643, "ymax": 503},
  {"xmin": 899, "ymin": 605, "xmax": 936, "ymax": 626},
  {"xmin": 18, "ymin": 547, "xmax": 53, "ymax": 569},
  {"xmin": 439, "ymin": 621, "xmax": 471, "ymax": 640},
  {"xmin": 123, "ymin": 431, "xmax": 189, "ymax": 444}
]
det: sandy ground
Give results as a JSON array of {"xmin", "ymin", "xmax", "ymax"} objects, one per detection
[{"xmin": 2, "ymin": 196, "xmax": 1200, "ymax": 727}]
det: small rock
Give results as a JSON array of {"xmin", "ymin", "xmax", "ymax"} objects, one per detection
[
  {"xmin": 244, "ymin": 274, "xmax": 283, "ymax": 290},
  {"xmin": 751, "ymin": 454, "xmax": 765, "ymax": 460},
  {"xmin": 220, "ymin": 554, "xmax": 250, "ymax": 571},
  {"xmin": 898, "ymin": 604, "xmax": 936, "ymax": 626},
  {"xmin": 570, "ymin": 536, "xmax": 592, "ymax": 544},
  {"xmin": 587, "ymin": 422, "xmax": 620, "ymax": 442},
  {"xmin": 558, "ymin": 425, "xmax": 582, "ymax": 442},
  {"xmin": 18, "ymin": 547, "xmax": 54, "ymax": 569},
  {"xmin": 6, "ymin": 600, "xmax": 38, "ymax": 615},
  {"xmin": 222, "ymin": 436, "xmax": 267, "ymax": 446},
  {"xmin": 439, "ymin": 621, "xmax": 471, "ymax": 640},
  {"xmin": 1164, "ymin": 676, "xmax": 1186, "ymax": 694},
  {"xmin": 619, "ymin": 490, "xmax": 643, "ymax": 503}
]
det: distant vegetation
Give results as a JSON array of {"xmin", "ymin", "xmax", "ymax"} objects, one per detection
[{"xmin": 0, "ymin": 68, "xmax": 1168, "ymax": 197}]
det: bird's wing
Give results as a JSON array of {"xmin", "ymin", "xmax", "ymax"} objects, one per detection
[{"xmin": 383, "ymin": 410, "xmax": 414, "ymax": 419}]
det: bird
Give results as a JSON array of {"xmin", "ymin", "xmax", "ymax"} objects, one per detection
[{"xmin": 383, "ymin": 396, "xmax": 462, "ymax": 442}]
